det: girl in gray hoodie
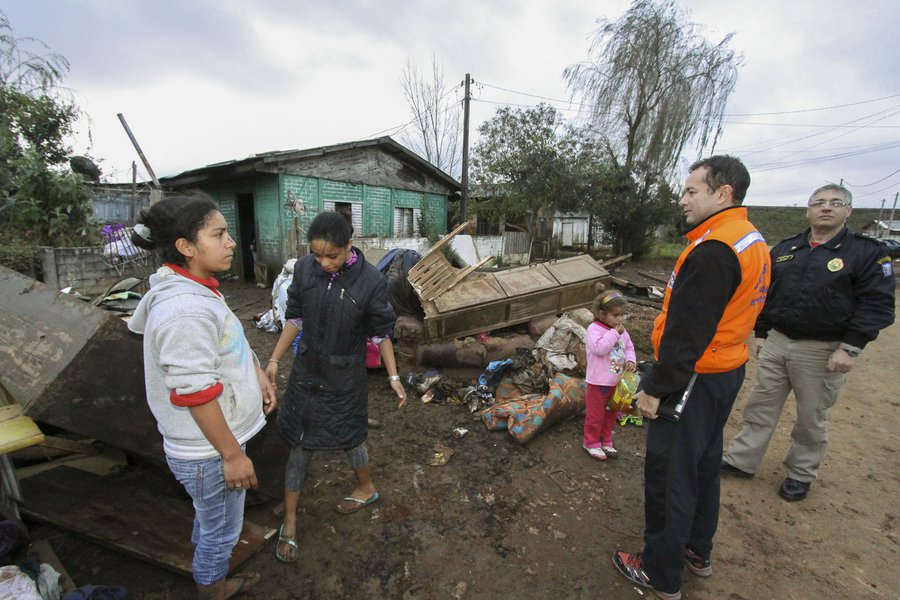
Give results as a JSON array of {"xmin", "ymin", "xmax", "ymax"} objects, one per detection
[{"xmin": 128, "ymin": 194, "xmax": 276, "ymax": 600}]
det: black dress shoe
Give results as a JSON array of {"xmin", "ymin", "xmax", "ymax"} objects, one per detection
[
  {"xmin": 720, "ymin": 460, "xmax": 754, "ymax": 478},
  {"xmin": 779, "ymin": 478, "xmax": 811, "ymax": 501}
]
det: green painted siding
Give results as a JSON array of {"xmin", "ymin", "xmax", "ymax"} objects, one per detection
[
  {"xmin": 424, "ymin": 193, "xmax": 447, "ymax": 237},
  {"xmin": 275, "ymin": 174, "xmax": 449, "ymax": 263},
  {"xmin": 254, "ymin": 176, "xmax": 281, "ymax": 273},
  {"xmin": 365, "ymin": 185, "xmax": 392, "ymax": 236}
]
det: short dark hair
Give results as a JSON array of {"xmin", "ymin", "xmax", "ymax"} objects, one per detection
[
  {"xmin": 689, "ymin": 155, "xmax": 751, "ymax": 204},
  {"xmin": 809, "ymin": 183, "xmax": 852, "ymax": 205},
  {"xmin": 132, "ymin": 192, "xmax": 219, "ymax": 267},
  {"xmin": 307, "ymin": 211, "xmax": 352, "ymax": 247}
]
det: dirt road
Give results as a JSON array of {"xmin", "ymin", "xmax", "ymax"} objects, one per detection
[{"xmin": 44, "ymin": 279, "xmax": 898, "ymax": 600}]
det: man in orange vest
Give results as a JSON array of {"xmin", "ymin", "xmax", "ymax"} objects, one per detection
[{"xmin": 613, "ymin": 156, "xmax": 771, "ymax": 600}]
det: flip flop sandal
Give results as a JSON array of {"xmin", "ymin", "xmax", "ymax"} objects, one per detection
[
  {"xmin": 335, "ymin": 490, "xmax": 380, "ymax": 514},
  {"xmin": 274, "ymin": 524, "xmax": 299, "ymax": 564},
  {"xmin": 225, "ymin": 572, "xmax": 261, "ymax": 599}
]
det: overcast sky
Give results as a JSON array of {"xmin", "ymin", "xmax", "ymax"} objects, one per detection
[{"xmin": 3, "ymin": 0, "xmax": 899, "ymax": 209}]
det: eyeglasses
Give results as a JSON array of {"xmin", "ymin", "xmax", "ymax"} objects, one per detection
[{"xmin": 808, "ymin": 199, "xmax": 850, "ymax": 208}]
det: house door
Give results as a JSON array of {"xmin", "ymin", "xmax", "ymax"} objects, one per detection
[{"xmin": 237, "ymin": 194, "xmax": 256, "ymax": 281}]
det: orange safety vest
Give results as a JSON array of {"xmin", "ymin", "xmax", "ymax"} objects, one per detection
[{"xmin": 652, "ymin": 207, "xmax": 771, "ymax": 373}]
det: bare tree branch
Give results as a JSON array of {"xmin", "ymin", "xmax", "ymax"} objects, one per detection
[{"xmin": 400, "ymin": 55, "xmax": 462, "ymax": 178}]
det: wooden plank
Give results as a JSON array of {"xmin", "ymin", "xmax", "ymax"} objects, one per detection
[
  {"xmin": 20, "ymin": 466, "xmax": 272, "ymax": 577},
  {"xmin": 494, "ymin": 264, "xmax": 557, "ymax": 296},
  {"xmin": 599, "ymin": 253, "xmax": 632, "ymax": 268},
  {"xmin": 0, "ymin": 404, "xmax": 22, "ymax": 421},
  {"xmin": 0, "ymin": 416, "xmax": 45, "ymax": 454},
  {"xmin": 40, "ymin": 435, "xmax": 102, "ymax": 456},
  {"xmin": 440, "ymin": 256, "xmax": 492, "ymax": 290},
  {"xmin": 543, "ymin": 255, "xmax": 610, "ymax": 285}
]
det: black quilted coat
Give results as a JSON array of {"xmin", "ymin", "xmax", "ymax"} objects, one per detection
[{"xmin": 276, "ymin": 248, "xmax": 396, "ymax": 449}]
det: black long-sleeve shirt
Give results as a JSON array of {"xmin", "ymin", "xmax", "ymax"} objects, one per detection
[{"xmin": 642, "ymin": 241, "xmax": 741, "ymax": 399}]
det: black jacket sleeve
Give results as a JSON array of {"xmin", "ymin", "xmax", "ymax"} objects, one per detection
[
  {"xmin": 642, "ymin": 240, "xmax": 742, "ymax": 398},
  {"xmin": 844, "ymin": 243, "xmax": 895, "ymax": 348}
]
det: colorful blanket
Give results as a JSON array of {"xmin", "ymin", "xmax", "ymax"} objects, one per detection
[{"xmin": 481, "ymin": 373, "xmax": 586, "ymax": 444}]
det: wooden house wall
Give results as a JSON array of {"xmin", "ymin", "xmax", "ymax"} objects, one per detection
[
  {"xmin": 280, "ymin": 175, "xmax": 448, "ymax": 254},
  {"xmin": 276, "ymin": 146, "xmax": 456, "ymax": 196}
]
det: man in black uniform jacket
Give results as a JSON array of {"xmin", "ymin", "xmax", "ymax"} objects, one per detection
[{"xmin": 722, "ymin": 183, "xmax": 895, "ymax": 501}]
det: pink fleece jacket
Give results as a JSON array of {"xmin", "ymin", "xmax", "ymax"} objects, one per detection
[{"xmin": 585, "ymin": 320, "xmax": 636, "ymax": 386}]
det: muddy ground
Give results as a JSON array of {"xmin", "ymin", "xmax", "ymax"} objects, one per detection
[{"xmin": 28, "ymin": 266, "xmax": 900, "ymax": 600}]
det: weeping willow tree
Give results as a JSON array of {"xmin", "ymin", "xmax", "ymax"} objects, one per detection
[
  {"xmin": 563, "ymin": 0, "xmax": 741, "ymax": 257},
  {"xmin": 564, "ymin": 0, "xmax": 741, "ymax": 179}
]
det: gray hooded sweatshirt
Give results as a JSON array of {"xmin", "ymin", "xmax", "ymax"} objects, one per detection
[{"xmin": 128, "ymin": 266, "xmax": 266, "ymax": 459}]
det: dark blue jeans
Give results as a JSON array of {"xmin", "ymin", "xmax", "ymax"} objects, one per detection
[{"xmin": 642, "ymin": 366, "xmax": 745, "ymax": 594}]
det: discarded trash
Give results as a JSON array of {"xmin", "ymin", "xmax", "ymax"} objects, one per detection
[
  {"xmin": 546, "ymin": 466, "xmax": 581, "ymax": 493},
  {"xmin": 407, "ymin": 370, "xmax": 442, "ymax": 393},
  {"xmin": 426, "ymin": 443, "xmax": 455, "ymax": 466},
  {"xmin": 452, "ymin": 427, "xmax": 469, "ymax": 439},
  {"xmin": 462, "ymin": 385, "xmax": 494, "ymax": 413}
]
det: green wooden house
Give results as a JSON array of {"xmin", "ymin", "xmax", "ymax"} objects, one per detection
[{"xmin": 159, "ymin": 136, "xmax": 459, "ymax": 281}]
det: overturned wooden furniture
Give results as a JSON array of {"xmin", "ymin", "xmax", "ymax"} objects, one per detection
[
  {"xmin": 0, "ymin": 264, "xmax": 160, "ymax": 460},
  {"xmin": 408, "ymin": 227, "xmax": 610, "ymax": 341}
]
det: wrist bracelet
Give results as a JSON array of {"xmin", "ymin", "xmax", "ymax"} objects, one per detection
[{"xmin": 388, "ymin": 375, "xmax": 401, "ymax": 382}]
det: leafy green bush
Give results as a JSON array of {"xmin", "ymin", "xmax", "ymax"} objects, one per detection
[{"xmin": 0, "ymin": 239, "xmax": 42, "ymax": 277}]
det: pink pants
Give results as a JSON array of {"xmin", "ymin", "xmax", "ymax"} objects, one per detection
[{"xmin": 584, "ymin": 383, "xmax": 617, "ymax": 448}]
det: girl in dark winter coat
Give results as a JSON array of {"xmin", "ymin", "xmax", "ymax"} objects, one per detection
[{"xmin": 265, "ymin": 211, "xmax": 406, "ymax": 564}]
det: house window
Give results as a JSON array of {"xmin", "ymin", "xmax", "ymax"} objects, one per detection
[
  {"xmin": 323, "ymin": 201, "xmax": 362, "ymax": 234},
  {"xmin": 393, "ymin": 207, "xmax": 421, "ymax": 237}
]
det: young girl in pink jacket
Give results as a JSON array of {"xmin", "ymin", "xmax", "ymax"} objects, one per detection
[{"xmin": 583, "ymin": 289, "xmax": 636, "ymax": 460}]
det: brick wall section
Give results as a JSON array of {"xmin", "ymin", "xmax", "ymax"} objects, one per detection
[{"xmin": 41, "ymin": 247, "xmax": 159, "ymax": 296}]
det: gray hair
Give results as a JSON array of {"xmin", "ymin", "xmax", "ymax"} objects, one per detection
[{"xmin": 809, "ymin": 184, "xmax": 852, "ymax": 205}]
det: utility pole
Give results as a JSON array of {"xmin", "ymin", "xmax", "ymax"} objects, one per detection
[
  {"xmin": 131, "ymin": 162, "xmax": 137, "ymax": 224},
  {"xmin": 460, "ymin": 73, "xmax": 471, "ymax": 223},
  {"xmin": 117, "ymin": 113, "xmax": 160, "ymax": 189},
  {"xmin": 889, "ymin": 192, "xmax": 898, "ymax": 239},
  {"xmin": 877, "ymin": 198, "xmax": 886, "ymax": 237}
]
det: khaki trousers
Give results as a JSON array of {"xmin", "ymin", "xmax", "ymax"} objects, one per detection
[{"xmin": 724, "ymin": 330, "xmax": 845, "ymax": 482}]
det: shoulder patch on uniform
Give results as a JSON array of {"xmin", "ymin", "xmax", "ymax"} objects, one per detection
[
  {"xmin": 882, "ymin": 260, "xmax": 894, "ymax": 278},
  {"xmin": 775, "ymin": 254, "xmax": 793, "ymax": 263}
]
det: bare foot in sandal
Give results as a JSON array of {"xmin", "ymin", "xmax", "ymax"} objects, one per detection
[
  {"xmin": 335, "ymin": 490, "xmax": 380, "ymax": 514},
  {"xmin": 275, "ymin": 522, "xmax": 299, "ymax": 563}
]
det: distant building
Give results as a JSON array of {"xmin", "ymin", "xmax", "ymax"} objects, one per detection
[
  {"xmin": 160, "ymin": 137, "xmax": 459, "ymax": 282},
  {"xmin": 88, "ymin": 183, "xmax": 153, "ymax": 224},
  {"xmin": 862, "ymin": 219, "xmax": 900, "ymax": 241}
]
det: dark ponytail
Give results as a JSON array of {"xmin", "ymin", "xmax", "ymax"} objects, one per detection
[{"xmin": 131, "ymin": 192, "xmax": 219, "ymax": 266}]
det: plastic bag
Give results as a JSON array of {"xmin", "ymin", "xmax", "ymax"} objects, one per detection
[{"xmin": 609, "ymin": 371, "xmax": 639, "ymax": 412}]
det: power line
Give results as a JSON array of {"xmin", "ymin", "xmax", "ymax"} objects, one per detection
[
  {"xmin": 724, "ymin": 121, "xmax": 900, "ymax": 129},
  {"xmin": 842, "ymin": 168, "xmax": 900, "ymax": 188},
  {"xmin": 724, "ymin": 93, "xmax": 900, "ymax": 117}
]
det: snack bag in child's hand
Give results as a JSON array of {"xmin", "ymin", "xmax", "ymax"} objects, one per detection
[{"xmin": 609, "ymin": 371, "xmax": 639, "ymax": 412}]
